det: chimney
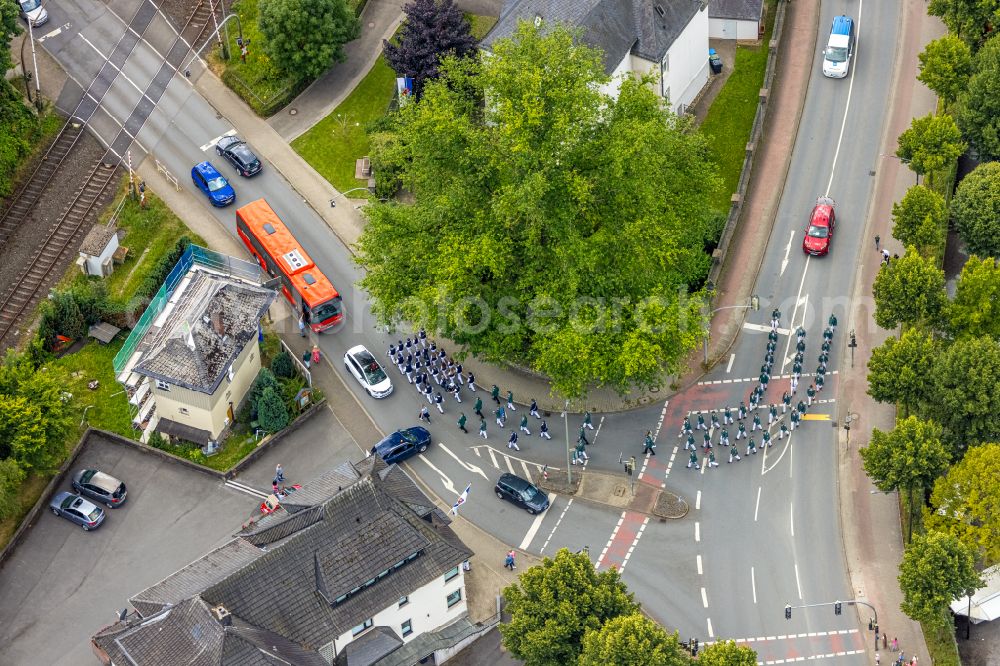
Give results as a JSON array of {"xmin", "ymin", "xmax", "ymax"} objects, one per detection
[
  {"xmin": 210, "ymin": 605, "xmax": 232, "ymax": 626},
  {"xmin": 210, "ymin": 310, "xmax": 225, "ymax": 335}
]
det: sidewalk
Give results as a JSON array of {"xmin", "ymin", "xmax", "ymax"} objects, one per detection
[
  {"xmin": 836, "ymin": 1, "xmax": 945, "ymax": 664},
  {"xmin": 267, "ymin": 0, "xmax": 405, "ymax": 142}
]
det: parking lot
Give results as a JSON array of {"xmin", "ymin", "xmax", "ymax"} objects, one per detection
[{"xmin": 0, "ymin": 405, "xmax": 360, "ymax": 665}]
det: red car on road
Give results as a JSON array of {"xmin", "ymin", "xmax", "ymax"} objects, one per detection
[{"xmin": 802, "ymin": 196, "xmax": 836, "ymax": 256}]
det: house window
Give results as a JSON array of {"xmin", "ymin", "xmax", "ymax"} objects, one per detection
[
  {"xmin": 398, "ymin": 596, "xmax": 409, "ymax": 608},
  {"xmin": 351, "ymin": 618, "xmax": 373, "ymax": 636},
  {"xmin": 446, "ymin": 589, "xmax": 462, "ymax": 608},
  {"xmin": 155, "ymin": 380, "xmax": 170, "ymax": 391},
  {"xmin": 401, "ymin": 619, "xmax": 412, "ymax": 637},
  {"xmin": 178, "ymin": 407, "xmax": 189, "ymax": 416},
  {"xmin": 444, "ymin": 566, "xmax": 459, "ymax": 583},
  {"xmin": 661, "ymin": 53, "xmax": 669, "ymax": 73}
]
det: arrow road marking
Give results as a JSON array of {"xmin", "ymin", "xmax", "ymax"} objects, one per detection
[
  {"xmin": 781, "ymin": 228, "xmax": 795, "ymax": 276},
  {"xmin": 437, "ymin": 443, "xmax": 489, "ymax": 481},
  {"xmin": 416, "ymin": 455, "xmax": 456, "ymax": 495},
  {"xmin": 38, "ymin": 22, "xmax": 71, "ymax": 43}
]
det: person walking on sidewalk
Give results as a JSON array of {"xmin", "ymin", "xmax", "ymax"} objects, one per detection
[
  {"xmin": 573, "ymin": 438, "xmax": 589, "ymax": 463},
  {"xmin": 540, "ymin": 420, "xmax": 551, "ymax": 439},
  {"xmin": 530, "ymin": 399, "xmax": 540, "ymax": 419},
  {"xmin": 479, "ymin": 419, "xmax": 488, "ymax": 439},
  {"xmin": 491, "ymin": 385, "xmax": 501, "ymax": 404},
  {"xmin": 643, "ymin": 431, "xmax": 656, "ymax": 456},
  {"xmin": 302, "ymin": 349, "xmax": 311, "ymax": 369},
  {"xmin": 729, "ymin": 443, "xmax": 741, "ymax": 463},
  {"xmin": 434, "ymin": 392, "xmax": 445, "ymax": 414},
  {"xmin": 311, "ymin": 345, "xmax": 322, "ymax": 366},
  {"xmin": 875, "ymin": 234, "xmax": 881, "ymax": 251},
  {"xmin": 457, "ymin": 413, "xmax": 468, "ymax": 433},
  {"xmin": 418, "ymin": 406, "xmax": 431, "ymax": 423},
  {"xmin": 519, "ymin": 415, "xmax": 531, "ymax": 435},
  {"xmin": 506, "ymin": 390, "xmax": 516, "ymax": 411},
  {"xmin": 828, "ymin": 313, "xmax": 837, "ymax": 332},
  {"xmin": 507, "ymin": 431, "xmax": 520, "ymax": 451},
  {"xmin": 298, "ymin": 314, "xmax": 306, "ymax": 337},
  {"xmin": 504, "ymin": 551, "xmax": 515, "ymax": 570},
  {"xmin": 578, "ymin": 426, "xmax": 589, "ymax": 446}
]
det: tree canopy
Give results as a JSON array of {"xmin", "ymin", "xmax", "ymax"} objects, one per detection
[
  {"xmin": 928, "ymin": 0, "xmax": 1000, "ymax": 49},
  {"xmin": 358, "ymin": 21, "xmax": 720, "ymax": 398},
  {"xmin": 895, "ymin": 112, "xmax": 965, "ymax": 177},
  {"xmin": 872, "ymin": 247, "xmax": 946, "ymax": 330},
  {"xmin": 957, "ymin": 34, "xmax": 1000, "ymax": 161},
  {"xmin": 383, "ymin": 0, "xmax": 477, "ymax": 99},
  {"xmin": 0, "ymin": 357, "xmax": 71, "ymax": 471},
  {"xmin": 918, "ymin": 34, "xmax": 974, "ymax": 104},
  {"xmin": 947, "ymin": 256, "xmax": 1000, "ymax": 339},
  {"xmin": 891, "ymin": 184, "xmax": 947, "ymax": 256},
  {"xmin": 925, "ymin": 442, "xmax": 1000, "ymax": 564},
  {"xmin": 578, "ymin": 613, "xmax": 691, "ymax": 666},
  {"xmin": 951, "ymin": 161, "xmax": 1000, "ymax": 257},
  {"xmin": 500, "ymin": 548, "xmax": 639, "ymax": 666},
  {"xmin": 258, "ymin": 0, "xmax": 360, "ymax": 83},
  {"xmin": 696, "ymin": 640, "xmax": 759, "ymax": 666},
  {"xmin": 930, "ymin": 336, "xmax": 1000, "ymax": 453},
  {"xmin": 866, "ymin": 329, "xmax": 939, "ymax": 414},
  {"xmin": 899, "ymin": 531, "xmax": 982, "ymax": 631}
]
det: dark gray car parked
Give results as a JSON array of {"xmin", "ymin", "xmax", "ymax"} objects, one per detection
[
  {"xmin": 49, "ymin": 492, "xmax": 105, "ymax": 531},
  {"xmin": 71, "ymin": 469, "xmax": 127, "ymax": 508}
]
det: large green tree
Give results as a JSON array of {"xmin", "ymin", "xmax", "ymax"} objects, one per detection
[
  {"xmin": 895, "ymin": 112, "xmax": 966, "ymax": 179},
  {"xmin": 918, "ymin": 34, "xmax": 974, "ymax": 104},
  {"xmin": 696, "ymin": 640, "xmax": 758, "ymax": 666},
  {"xmin": 0, "ymin": 358, "xmax": 71, "ymax": 470},
  {"xmin": 500, "ymin": 548, "xmax": 639, "ymax": 666},
  {"xmin": 891, "ymin": 185, "xmax": 947, "ymax": 256},
  {"xmin": 357, "ymin": 22, "xmax": 718, "ymax": 398},
  {"xmin": 872, "ymin": 247, "xmax": 946, "ymax": 330},
  {"xmin": 258, "ymin": 0, "xmax": 360, "ymax": 83},
  {"xmin": 578, "ymin": 613, "xmax": 690, "ymax": 666},
  {"xmin": 866, "ymin": 328, "xmax": 939, "ymax": 415},
  {"xmin": 951, "ymin": 161, "xmax": 1000, "ymax": 257},
  {"xmin": 0, "ymin": 458, "xmax": 26, "ymax": 521},
  {"xmin": 898, "ymin": 531, "xmax": 982, "ymax": 632},
  {"xmin": 957, "ymin": 34, "xmax": 1000, "ymax": 160},
  {"xmin": 930, "ymin": 336, "xmax": 1000, "ymax": 452},
  {"xmin": 925, "ymin": 443, "xmax": 1000, "ymax": 564},
  {"xmin": 947, "ymin": 256, "xmax": 1000, "ymax": 339},
  {"xmin": 928, "ymin": 0, "xmax": 1000, "ymax": 49},
  {"xmin": 860, "ymin": 416, "xmax": 950, "ymax": 541}
]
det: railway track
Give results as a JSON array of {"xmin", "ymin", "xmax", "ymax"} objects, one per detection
[
  {"xmin": 0, "ymin": 120, "xmax": 85, "ymax": 248},
  {"xmin": 0, "ymin": 161, "xmax": 118, "ymax": 344}
]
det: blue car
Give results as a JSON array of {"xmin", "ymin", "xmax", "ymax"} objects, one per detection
[
  {"xmin": 191, "ymin": 161, "xmax": 235, "ymax": 207},
  {"xmin": 371, "ymin": 427, "xmax": 431, "ymax": 465}
]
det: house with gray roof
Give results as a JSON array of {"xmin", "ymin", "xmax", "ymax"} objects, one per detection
[
  {"xmin": 92, "ymin": 458, "xmax": 474, "ymax": 666},
  {"xmin": 482, "ymin": 0, "xmax": 711, "ymax": 113},
  {"xmin": 708, "ymin": 0, "xmax": 764, "ymax": 40},
  {"xmin": 116, "ymin": 258, "xmax": 276, "ymax": 447}
]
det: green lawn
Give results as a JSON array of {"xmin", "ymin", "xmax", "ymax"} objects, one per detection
[
  {"xmin": 699, "ymin": 0, "xmax": 777, "ymax": 213},
  {"xmin": 468, "ymin": 14, "xmax": 498, "ymax": 40},
  {"xmin": 292, "ymin": 55, "xmax": 397, "ymax": 193},
  {"xmin": 46, "ymin": 339, "xmax": 134, "ymax": 438}
]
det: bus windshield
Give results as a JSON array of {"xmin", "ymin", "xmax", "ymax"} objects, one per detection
[{"xmin": 312, "ymin": 298, "xmax": 342, "ymax": 323}]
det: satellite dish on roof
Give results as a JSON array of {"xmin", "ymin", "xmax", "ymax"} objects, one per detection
[{"xmin": 118, "ymin": 608, "xmax": 128, "ymax": 622}]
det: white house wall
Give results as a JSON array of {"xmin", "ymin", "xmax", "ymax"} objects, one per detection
[
  {"xmin": 665, "ymin": 5, "xmax": 710, "ymax": 112},
  {"xmin": 709, "ymin": 17, "xmax": 760, "ymax": 40},
  {"xmin": 737, "ymin": 19, "xmax": 760, "ymax": 40},
  {"xmin": 598, "ymin": 52, "xmax": 633, "ymax": 100},
  {"xmin": 332, "ymin": 567, "xmax": 467, "ymax": 655}
]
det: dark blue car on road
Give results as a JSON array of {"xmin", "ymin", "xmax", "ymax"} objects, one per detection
[
  {"xmin": 191, "ymin": 161, "xmax": 235, "ymax": 207},
  {"xmin": 371, "ymin": 427, "xmax": 431, "ymax": 465}
]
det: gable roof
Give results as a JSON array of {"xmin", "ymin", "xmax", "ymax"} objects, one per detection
[
  {"xmin": 483, "ymin": 0, "xmax": 704, "ymax": 73},
  {"xmin": 708, "ymin": 0, "xmax": 762, "ymax": 21},
  {"xmin": 134, "ymin": 270, "xmax": 276, "ymax": 393},
  {"xmin": 80, "ymin": 224, "xmax": 118, "ymax": 256},
  {"xmin": 94, "ymin": 460, "xmax": 472, "ymax": 665}
]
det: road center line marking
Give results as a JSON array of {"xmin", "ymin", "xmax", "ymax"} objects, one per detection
[
  {"xmin": 790, "ymin": 501, "xmax": 794, "ymax": 537},
  {"xmin": 701, "ymin": 587, "xmax": 709, "ymax": 608},
  {"xmin": 539, "ymin": 498, "xmax": 572, "ymax": 554},
  {"xmin": 696, "ymin": 490, "xmax": 701, "ymax": 510},
  {"xmin": 695, "ymin": 521, "xmax": 700, "ymax": 542},
  {"xmin": 697, "ymin": 554, "xmax": 703, "ymax": 575},
  {"xmin": 754, "ymin": 486, "xmax": 762, "ymax": 521},
  {"xmin": 518, "ymin": 493, "xmax": 556, "ymax": 550},
  {"xmin": 726, "ymin": 353, "xmax": 735, "ymax": 373},
  {"xmin": 794, "ymin": 562, "xmax": 803, "ymax": 600},
  {"xmin": 826, "ymin": 0, "xmax": 865, "ymax": 197},
  {"xmin": 752, "ymin": 566, "xmax": 757, "ymax": 604},
  {"xmin": 706, "ymin": 617, "xmax": 714, "ymax": 638}
]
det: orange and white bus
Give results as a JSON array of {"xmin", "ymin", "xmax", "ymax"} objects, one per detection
[{"xmin": 236, "ymin": 198, "xmax": 344, "ymax": 332}]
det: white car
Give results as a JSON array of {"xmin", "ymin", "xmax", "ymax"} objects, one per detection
[
  {"xmin": 344, "ymin": 345, "xmax": 393, "ymax": 398},
  {"xmin": 18, "ymin": 0, "xmax": 49, "ymax": 27}
]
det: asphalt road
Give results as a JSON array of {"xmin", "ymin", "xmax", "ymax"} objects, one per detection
[{"xmin": 31, "ymin": 0, "xmax": 900, "ymax": 661}]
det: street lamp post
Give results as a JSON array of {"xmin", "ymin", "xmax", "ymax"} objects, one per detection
[
  {"xmin": 563, "ymin": 400, "xmax": 572, "ymax": 484},
  {"xmin": 25, "ymin": 17, "xmax": 42, "ymax": 111},
  {"xmin": 704, "ymin": 294, "xmax": 759, "ymax": 365},
  {"xmin": 20, "ymin": 34, "xmax": 33, "ymax": 106}
]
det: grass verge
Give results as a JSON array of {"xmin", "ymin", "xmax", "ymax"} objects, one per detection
[
  {"xmin": 700, "ymin": 0, "xmax": 777, "ymax": 213},
  {"xmin": 467, "ymin": 14, "xmax": 498, "ymax": 40},
  {"xmin": 292, "ymin": 55, "xmax": 396, "ymax": 193}
]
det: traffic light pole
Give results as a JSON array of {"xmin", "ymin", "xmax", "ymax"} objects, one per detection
[{"xmin": 784, "ymin": 599, "xmax": 878, "ymax": 652}]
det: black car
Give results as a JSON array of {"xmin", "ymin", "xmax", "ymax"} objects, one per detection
[
  {"xmin": 71, "ymin": 469, "xmax": 127, "ymax": 508},
  {"xmin": 215, "ymin": 135, "xmax": 262, "ymax": 177},
  {"xmin": 371, "ymin": 427, "xmax": 431, "ymax": 465},
  {"xmin": 495, "ymin": 473, "xmax": 549, "ymax": 515}
]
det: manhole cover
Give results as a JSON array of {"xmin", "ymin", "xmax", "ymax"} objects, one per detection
[
  {"xmin": 368, "ymin": 22, "xmax": 375, "ymax": 28},
  {"xmin": 613, "ymin": 485, "xmax": 626, "ymax": 497},
  {"xmin": 289, "ymin": 108, "xmax": 298, "ymax": 115}
]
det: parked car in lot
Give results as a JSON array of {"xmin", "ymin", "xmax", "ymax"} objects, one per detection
[
  {"xmin": 49, "ymin": 492, "xmax": 105, "ymax": 531},
  {"xmin": 18, "ymin": 0, "xmax": 49, "ymax": 27},
  {"xmin": 215, "ymin": 135, "xmax": 262, "ymax": 177},
  {"xmin": 191, "ymin": 161, "xmax": 235, "ymax": 207},
  {"xmin": 344, "ymin": 345, "xmax": 393, "ymax": 398},
  {"xmin": 371, "ymin": 427, "xmax": 431, "ymax": 465},
  {"xmin": 71, "ymin": 469, "xmax": 127, "ymax": 508},
  {"xmin": 802, "ymin": 196, "xmax": 836, "ymax": 256},
  {"xmin": 495, "ymin": 472, "xmax": 549, "ymax": 515}
]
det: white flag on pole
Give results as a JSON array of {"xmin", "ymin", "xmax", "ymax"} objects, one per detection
[{"xmin": 450, "ymin": 483, "xmax": 471, "ymax": 515}]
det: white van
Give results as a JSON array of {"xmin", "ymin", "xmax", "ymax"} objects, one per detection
[{"xmin": 822, "ymin": 15, "xmax": 855, "ymax": 78}]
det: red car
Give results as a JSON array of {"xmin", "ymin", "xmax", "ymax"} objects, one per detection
[{"xmin": 802, "ymin": 196, "xmax": 836, "ymax": 256}]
